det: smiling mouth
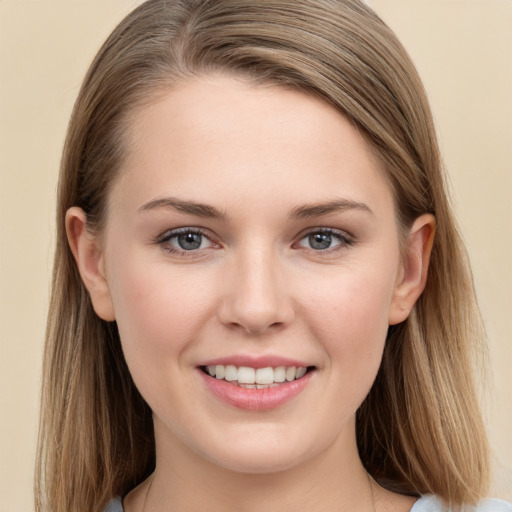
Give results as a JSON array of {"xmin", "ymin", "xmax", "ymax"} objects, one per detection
[{"xmin": 200, "ymin": 365, "xmax": 316, "ymax": 389}]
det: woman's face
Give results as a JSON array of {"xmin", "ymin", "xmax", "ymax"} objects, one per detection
[{"xmin": 73, "ymin": 75, "xmax": 430, "ymax": 474}]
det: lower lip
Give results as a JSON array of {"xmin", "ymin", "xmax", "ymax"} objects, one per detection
[{"xmin": 199, "ymin": 370, "xmax": 314, "ymax": 411}]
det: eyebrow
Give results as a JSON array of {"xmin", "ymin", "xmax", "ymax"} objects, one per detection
[
  {"xmin": 289, "ymin": 199, "xmax": 373, "ymax": 219},
  {"xmin": 139, "ymin": 197, "xmax": 228, "ymax": 221},
  {"xmin": 138, "ymin": 196, "xmax": 372, "ymax": 221}
]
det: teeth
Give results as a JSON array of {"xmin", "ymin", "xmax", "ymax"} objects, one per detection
[
  {"xmin": 296, "ymin": 367, "xmax": 307, "ymax": 379},
  {"xmin": 255, "ymin": 367, "xmax": 274, "ymax": 385},
  {"xmin": 285, "ymin": 367, "xmax": 296, "ymax": 381},
  {"xmin": 205, "ymin": 365, "xmax": 310, "ymax": 385},
  {"xmin": 215, "ymin": 365, "xmax": 225, "ymax": 379},
  {"xmin": 238, "ymin": 366, "xmax": 256, "ymax": 384},
  {"xmin": 225, "ymin": 365, "xmax": 237, "ymax": 381},
  {"xmin": 274, "ymin": 366, "xmax": 286, "ymax": 383}
]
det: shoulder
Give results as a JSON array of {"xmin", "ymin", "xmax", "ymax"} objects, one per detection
[
  {"xmin": 412, "ymin": 495, "xmax": 512, "ymax": 512},
  {"xmin": 103, "ymin": 497, "xmax": 124, "ymax": 512},
  {"xmin": 474, "ymin": 499, "xmax": 512, "ymax": 512},
  {"xmin": 103, "ymin": 495, "xmax": 512, "ymax": 512}
]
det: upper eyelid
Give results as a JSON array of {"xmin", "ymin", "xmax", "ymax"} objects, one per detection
[
  {"xmin": 154, "ymin": 226, "xmax": 354, "ymax": 250},
  {"xmin": 293, "ymin": 228, "xmax": 355, "ymax": 252},
  {"xmin": 155, "ymin": 228, "xmax": 219, "ymax": 257},
  {"xmin": 297, "ymin": 226, "xmax": 353, "ymax": 240},
  {"xmin": 157, "ymin": 226, "xmax": 213, "ymax": 242}
]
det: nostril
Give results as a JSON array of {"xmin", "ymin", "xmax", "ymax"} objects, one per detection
[
  {"xmin": 225, "ymin": 319, "xmax": 286, "ymax": 335},
  {"xmin": 216, "ymin": 277, "xmax": 295, "ymax": 334}
]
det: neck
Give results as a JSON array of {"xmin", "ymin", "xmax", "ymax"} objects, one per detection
[{"xmin": 143, "ymin": 418, "xmax": 374, "ymax": 512}]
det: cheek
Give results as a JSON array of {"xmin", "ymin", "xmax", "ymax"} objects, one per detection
[
  {"xmin": 106, "ymin": 251, "xmax": 214, "ymax": 366},
  {"xmin": 300, "ymin": 262, "xmax": 396, "ymax": 374},
  {"xmin": 300, "ymin": 271, "xmax": 393, "ymax": 418},
  {"xmin": 105, "ymin": 256, "xmax": 221, "ymax": 419}
]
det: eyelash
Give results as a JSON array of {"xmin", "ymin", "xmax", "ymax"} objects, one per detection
[
  {"xmin": 155, "ymin": 227, "xmax": 217, "ymax": 256},
  {"xmin": 155, "ymin": 227, "xmax": 354, "ymax": 257},
  {"xmin": 295, "ymin": 228, "xmax": 354, "ymax": 254}
]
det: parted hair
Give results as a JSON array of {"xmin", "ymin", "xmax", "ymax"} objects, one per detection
[{"xmin": 36, "ymin": 1, "xmax": 489, "ymax": 511}]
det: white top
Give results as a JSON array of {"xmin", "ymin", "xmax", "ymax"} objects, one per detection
[
  {"xmin": 410, "ymin": 495, "xmax": 512, "ymax": 512},
  {"xmin": 105, "ymin": 495, "xmax": 512, "ymax": 511}
]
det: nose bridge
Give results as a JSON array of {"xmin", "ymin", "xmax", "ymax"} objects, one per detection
[{"xmin": 218, "ymin": 242, "xmax": 294, "ymax": 334}]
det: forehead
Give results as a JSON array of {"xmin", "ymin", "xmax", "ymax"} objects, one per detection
[{"xmin": 112, "ymin": 74, "xmax": 393, "ymax": 218}]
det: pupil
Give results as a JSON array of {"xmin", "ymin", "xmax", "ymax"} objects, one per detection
[
  {"xmin": 178, "ymin": 232, "xmax": 202, "ymax": 250},
  {"xmin": 309, "ymin": 232, "xmax": 331, "ymax": 250}
]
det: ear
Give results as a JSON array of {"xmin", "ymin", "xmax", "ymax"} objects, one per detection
[
  {"xmin": 388, "ymin": 214, "xmax": 436, "ymax": 325},
  {"xmin": 65, "ymin": 207, "xmax": 115, "ymax": 321}
]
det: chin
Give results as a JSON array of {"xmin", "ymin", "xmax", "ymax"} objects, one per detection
[
  {"xmin": 191, "ymin": 424, "xmax": 329, "ymax": 476},
  {"xmin": 205, "ymin": 446, "xmax": 308, "ymax": 475}
]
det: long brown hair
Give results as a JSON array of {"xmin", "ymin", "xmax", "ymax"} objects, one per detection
[{"xmin": 36, "ymin": 1, "xmax": 489, "ymax": 510}]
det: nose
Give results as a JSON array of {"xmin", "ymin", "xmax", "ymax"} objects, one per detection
[{"xmin": 217, "ymin": 247, "xmax": 295, "ymax": 335}]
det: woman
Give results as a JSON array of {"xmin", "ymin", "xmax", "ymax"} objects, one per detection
[{"xmin": 35, "ymin": 1, "xmax": 512, "ymax": 511}]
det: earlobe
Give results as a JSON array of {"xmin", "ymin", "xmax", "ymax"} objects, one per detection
[
  {"xmin": 388, "ymin": 214, "xmax": 436, "ymax": 325},
  {"xmin": 65, "ymin": 207, "xmax": 116, "ymax": 321}
]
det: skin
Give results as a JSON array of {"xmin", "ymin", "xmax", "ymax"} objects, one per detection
[{"xmin": 67, "ymin": 75, "xmax": 434, "ymax": 512}]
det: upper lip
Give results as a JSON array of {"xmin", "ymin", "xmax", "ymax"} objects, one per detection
[{"xmin": 198, "ymin": 354, "xmax": 314, "ymax": 369}]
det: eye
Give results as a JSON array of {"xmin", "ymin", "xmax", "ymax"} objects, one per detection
[
  {"xmin": 156, "ymin": 228, "xmax": 217, "ymax": 254},
  {"xmin": 296, "ymin": 229, "xmax": 352, "ymax": 252},
  {"xmin": 174, "ymin": 231, "xmax": 206, "ymax": 250}
]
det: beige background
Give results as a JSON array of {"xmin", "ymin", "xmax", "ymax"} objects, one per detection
[{"xmin": 0, "ymin": 1, "xmax": 510, "ymax": 510}]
